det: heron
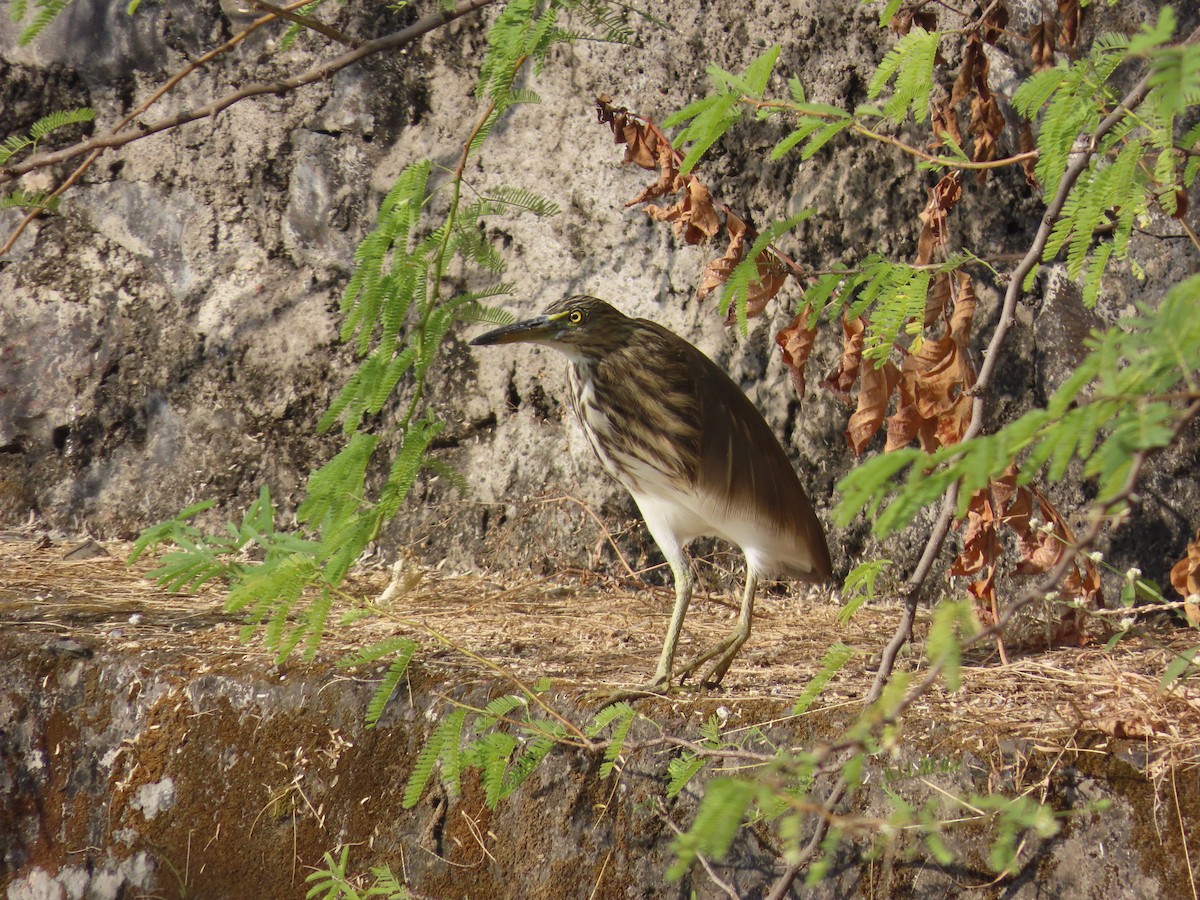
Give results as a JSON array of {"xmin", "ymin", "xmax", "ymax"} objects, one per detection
[{"xmin": 471, "ymin": 295, "xmax": 831, "ymax": 689}]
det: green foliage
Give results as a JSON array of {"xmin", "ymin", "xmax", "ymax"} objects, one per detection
[
  {"xmin": 278, "ymin": 0, "xmax": 328, "ymax": 53},
  {"xmin": 867, "ymin": 27, "xmax": 939, "ymax": 123},
  {"xmin": 792, "ymin": 642, "xmax": 855, "ymax": 715},
  {"xmin": 718, "ymin": 210, "xmax": 812, "ymax": 335},
  {"xmin": 926, "ymin": 600, "xmax": 978, "ymax": 692},
  {"xmin": 0, "ymin": 190, "xmax": 59, "ymax": 212},
  {"xmin": 837, "ymin": 277, "xmax": 1200, "ymax": 537},
  {"xmin": 839, "ymin": 558, "xmax": 892, "ymax": 624},
  {"xmin": 135, "ymin": 3, "xmax": 593, "ymax": 666},
  {"xmin": 666, "ymin": 778, "xmax": 757, "ymax": 881},
  {"xmin": 799, "ymin": 255, "xmax": 968, "ymax": 364},
  {"xmin": 662, "ymin": 45, "xmax": 782, "ymax": 174},
  {"xmin": 402, "ymin": 707, "xmax": 468, "ymax": 806},
  {"xmin": 0, "ymin": 107, "xmax": 95, "ymax": 167},
  {"xmin": 403, "ymin": 685, "xmax": 575, "ymax": 811},
  {"xmin": 129, "ymin": 486, "xmax": 316, "ymax": 593},
  {"xmin": 585, "ymin": 701, "xmax": 637, "ymax": 778},
  {"xmin": 305, "ymin": 845, "xmax": 412, "ymax": 899},
  {"xmin": 10, "ymin": 0, "xmax": 73, "ymax": 45},
  {"xmin": 665, "ymin": 752, "xmax": 706, "ymax": 798},
  {"xmin": 970, "ymin": 794, "xmax": 1061, "ymax": 873},
  {"xmin": 1163, "ymin": 646, "xmax": 1200, "ymax": 687},
  {"xmin": 363, "ymin": 644, "xmax": 418, "ymax": 728}
]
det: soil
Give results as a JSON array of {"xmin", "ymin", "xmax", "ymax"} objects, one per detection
[{"xmin": 3, "ymin": 533, "xmax": 1200, "ymax": 898}]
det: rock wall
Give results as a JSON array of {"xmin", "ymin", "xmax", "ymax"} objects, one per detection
[{"xmin": 2, "ymin": 0, "xmax": 1195, "ymax": 586}]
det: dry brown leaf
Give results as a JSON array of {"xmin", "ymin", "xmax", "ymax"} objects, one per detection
[
  {"xmin": 951, "ymin": 34, "xmax": 984, "ymax": 107},
  {"xmin": 952, "ymin": 471, "xmax": 1100, "ymax": 641},
  {"xmin": 890, "ymin": 6, "xmax": 937, "ymax": 36},
  {"xmin": 969, "ymin": 92, "xmax": 1005, "ymax": 170},
  {"xmin": 626, "ymin": 138, "xmax": 680, "ymax": 206},
  {"xmin": 982, "ymin": 1, "xmax": 1009, "ymax": 45},
  {"xmin": 892, "ymin": 272, "xmax": 977, "ymax": 453},
  {"xmin": 846, "ymin": 355, "xmax": 899, "ymax": 456},
  {"xmin": 931, "ymin": 94, "xmax": 963, "ymax": 149},
  {"xmin": 597, "ymin": 96, "xmax": 659, "ymax": 170},
  {"xmin": 884, "ymin": 373, "xmax": 938, "ymax": 452},
  {"xmin": 823, "ymin": 315, "xmax": 866, "ymax": 401},
  {"xmin": 1057, "ymin": 0, "xmax": 1080, "ymax": 51},
  {"xmin": 1010, "ymin": 485, "xmax": 1101, "ymax": 639},
  {"xmin": 728, "ymin": 250, "xmax": 789, "ymax": 323},
  {"xmin": 775, "ymin": 310, "xmax": 818, "ymax": 399},
  {"xmin": 698, "ymin": 215, "xmax": 747, "ymax": 300},
  {"xmin": 644, "ymin": 176, "xmax": 721, "ymax": 245},
  {"xmin": 1030, "ymin": 19, "xmax": 1058, "ymax": 71},
  {"xmin": 1018, "ymin": 120, "xmax": 1039, "ymax": 188},
  {"xmin": 1091, "ymin": 713, "xmax": 1167, "ymax": 740},
  {"xmin": 697, "ymin": 214, "xmax": 788, "ymax": 318},
  {"xmin": 1170, "ymin": 528, "xmax": 1200, "ymax": 625},
  {"xmin": 950, "ymin": 488, "xmax": 1001, "ymax": 618},
  {"xmin": 915, "ymin": 172, "xmax": 963, "ymax": 267},
  {"xmin": 924, "ymin": 270, "xmax": 953, "ymax": 328}
]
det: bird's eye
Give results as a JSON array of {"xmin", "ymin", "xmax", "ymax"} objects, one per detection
[{"xmin": 567, "ymin": 309, "xmax": 584, "ymax": 325}]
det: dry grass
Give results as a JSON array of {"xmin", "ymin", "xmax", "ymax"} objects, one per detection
[{"xmin": 3, "ymin": 533, "xmax": 1200, "ymax": 780}]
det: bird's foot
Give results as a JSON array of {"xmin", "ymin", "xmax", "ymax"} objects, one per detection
[
  {"xmin": 596, "ymin": 676, "xmax": 676, "ymax": 708},
  {"xmin": 675, "ymin": 634, "xmax": 748, "ymax": 689}
]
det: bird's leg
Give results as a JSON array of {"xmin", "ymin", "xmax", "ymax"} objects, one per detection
[
  {"xmin": 598, "ymin": 550, "xmax": 694, "ymax": 705},
  {"xmin": 676, "ymin": 572, "xmax": 758, "ymax": 687},
  {"xmin": 652, "ymin": 559, "xmax": 694, "ymax": 687}
]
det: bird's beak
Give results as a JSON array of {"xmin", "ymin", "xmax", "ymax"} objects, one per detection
[{"xmin": 470, "ymin": 314, "xmax": 560, "ymax": 347}]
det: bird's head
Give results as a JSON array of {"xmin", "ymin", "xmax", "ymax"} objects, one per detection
[{"xmin": 469, "ymin": 295, "xmax": 635, "ymax": 359}]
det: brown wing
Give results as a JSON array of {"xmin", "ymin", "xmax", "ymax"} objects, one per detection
[{"xmin": 668, "ymin": 328, "xmax": 833, "ymax": 582}]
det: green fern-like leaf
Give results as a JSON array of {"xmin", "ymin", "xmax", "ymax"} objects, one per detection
[
  {"xmin": 598, "ymin": 704, "xmax": 636, "ymax": 779},
  {"xmin": 927, "ymin": 600, "xmax": 977, "ymax": 691},
  {"xmin": 475, "ymin": 731, "xmax": 520, "ymax": 808},
  {"xmin": 0, "ymin": 135, "xmax": 33, "ymax": 167},
  {"xmin": 340, "ymin": 636, "xmax": 419, "ymax": 668},
  {"xmin": 482, "ymin": 186, "xmax": 561, "ymax": 217},
  {"xmin": 666, "ymin": 753, "xmax": 706, "ymax": 798},
  {"xmin": 718, "ymin": 210, "xmax": 812, "ymax": 335},
  {"xmin": 666, "ymin": 777, "xmax": 757, "ymax": 881},
  {"xmin": 478, "ymin": 693, "xmax": 527, "ymax": 729},
  {"xmin": 792, "ymin": 643, "xmax": 856, "ymax": 715},
  {"xmin": 28, "ymin": 107, "xmax": 95, "ymax": 141},
  {"xmin": 868, "ymin": 27, "xmax": 939, "ymax": 123},
  {"xmin": 297, "ymin": 433, "xmax": 377, "ymax": 531},
  {"xmin": 1012, "ymin": 66, "xmax": 1069, "ymax": 119},
  {"xmin": 365, "ymin": 648, "xmax": 417, "ymax": 728},
  {"xmin": 403, "ymin": 705, "xmax": 463, "ymax": 808},
  {"xmin": 501, "ymin": 720, "xmax": 565, "ymax": 797},
  {"xmin": 18, "ymin": 0, "xmax": 72, "ymax": 45}
]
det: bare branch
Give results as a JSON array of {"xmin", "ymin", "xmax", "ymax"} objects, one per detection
[{"xmin": 0, "ymin": 0, "xmax": 498, "ymax": 186}]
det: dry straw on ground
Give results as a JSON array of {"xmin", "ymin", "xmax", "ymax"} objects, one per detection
[{"xmin": 2, "ymin": 533, "xmax": 1199, "ymax": 783}]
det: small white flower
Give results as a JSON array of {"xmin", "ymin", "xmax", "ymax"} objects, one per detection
[
  {"xmin": 1119, "ymin": 615, "xmax": 1136, "ymax": 631},
  {"xmin": 1039, "ymin": 521, "xmax": 1057, "ymax": 535},
  {"xmin": 1028, "ymin": 516, "xmax": 1042, "ymax": 530},
  {"xmin": 1125, "ymin": 567, "xmax": 1142, "ymax": 582},
  {"xmin": 1187, "ymin": 594, "xmax": 1200, "ymax": 606},
  {"xmin": 1087, "ymin": 551, "xmax": 1104, "ymax": 564},
  {"xmin": 1045, "ymin": 591, "xmax": 1061, "ymax": 603}
]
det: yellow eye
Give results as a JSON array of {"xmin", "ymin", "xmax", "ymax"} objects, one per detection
[{"xmin": 567, "ymin": 309, "xmax": 584, "ymax": 325}]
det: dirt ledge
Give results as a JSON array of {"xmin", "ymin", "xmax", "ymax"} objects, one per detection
[{"xmin": 2, "ymin": 536, "xmax": 1198, "ymax": 898}]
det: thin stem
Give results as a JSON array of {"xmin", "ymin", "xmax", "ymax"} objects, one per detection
[
  {"xmin": 0, "ymin": 0, "xmax": 498, "ymax": 183},
  {"xmin": 249, "ymin": 0, "xmax": 361, "ymax": 47}
]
